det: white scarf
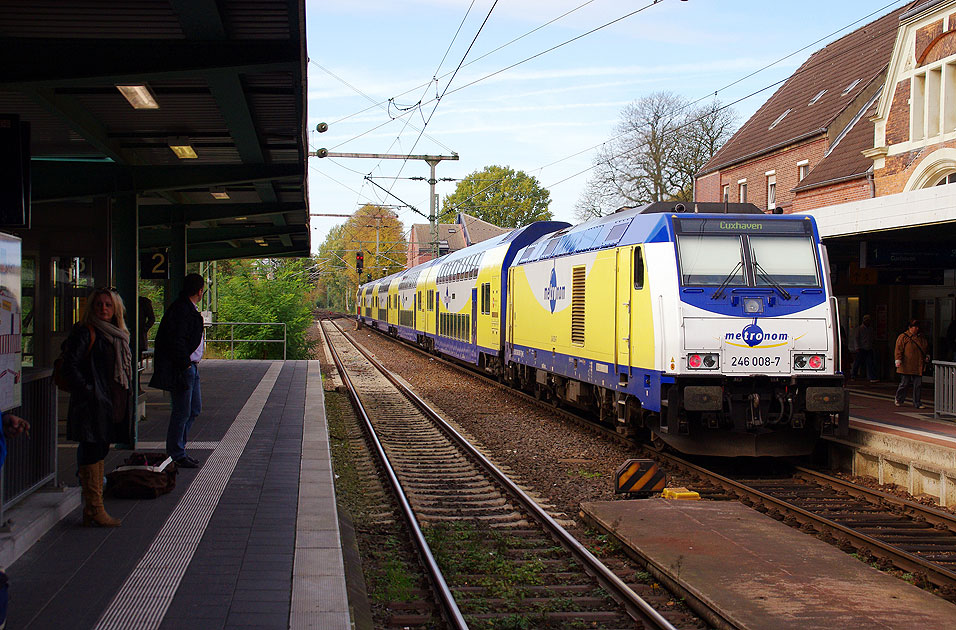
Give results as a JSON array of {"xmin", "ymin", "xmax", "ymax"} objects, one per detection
[{"xmin": 90, "ymin": 318, "xmax": 133, "ymax": 390}]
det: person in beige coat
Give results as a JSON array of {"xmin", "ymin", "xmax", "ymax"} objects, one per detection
[{"xmin": 894, "ymin": 319, "xmax": 931, "ymax": 409}]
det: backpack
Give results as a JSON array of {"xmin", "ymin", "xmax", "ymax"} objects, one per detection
[
  {"xmin": 106, "ymin": 452, "xmax": 177, "ymax": 499},
  {"xmin": 53, "ymin": 324, "xmax": 95, "ymax": 392}
]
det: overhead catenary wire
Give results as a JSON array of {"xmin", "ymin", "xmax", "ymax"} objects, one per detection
[
  {"xmin": 314, "ymin": 1, "xmax": 911, "ymax": 245},
  {"xmin": 428, "ymin": 0, "xmax": 913, "ymax": 219}
]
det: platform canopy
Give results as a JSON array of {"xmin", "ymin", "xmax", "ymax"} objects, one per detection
[{"xmin": 0, "ymin": 0, "xmax": 310, "ymax": 261}]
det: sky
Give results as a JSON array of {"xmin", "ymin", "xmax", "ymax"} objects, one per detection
[{"xmin": 304, "ymin": 0, "xmax": 912, "ymax": 253}]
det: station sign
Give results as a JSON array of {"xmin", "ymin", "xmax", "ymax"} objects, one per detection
[
  {"xmin": 864, "ymin": 242, "xmax": 956, "ymax": 268},
  {"xmin": 140, "ymin": 249, "xmax": 169, "ymax": 279}
]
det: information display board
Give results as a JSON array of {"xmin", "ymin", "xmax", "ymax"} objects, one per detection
[{"xmin": 0, "ymin": 232, "xmax": 21, "ymax": 410}]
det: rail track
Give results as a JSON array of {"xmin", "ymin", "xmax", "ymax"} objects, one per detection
[
  {"xmin": 321, "ymin": 318, "xmax": 694, "ymax": 629},
  {"xmin": 346, "ymin": 316, "xmax": 956, "ymax": 599},
  {"xmin": 655, "ymin": 451, "xmax": 956, "ymax": 595}
]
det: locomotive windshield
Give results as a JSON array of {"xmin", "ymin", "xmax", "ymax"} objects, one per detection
[
  {"xmin": 674, "ymin": 217, "xmax": 820, "ymax": 288},
  {"xmin": 749, "ymin": 236, "xmax": 820, "ymax": 287},
  {"xmin": 677, "ymin": 235, "xmax": 745, "ymax": 286}
]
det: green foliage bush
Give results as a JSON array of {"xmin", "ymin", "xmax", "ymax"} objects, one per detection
[{"xmin": 215, "ymin": 258, "xmax": 316, "ymax": 360}]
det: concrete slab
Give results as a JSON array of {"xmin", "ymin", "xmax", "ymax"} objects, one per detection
[
  {"xmin": 0, "ymin": 486, "xmax": 80, "ymax": 567},
  {"xmin": 582, "ymin": 499, "xmax": 956, "ymax": 630}
]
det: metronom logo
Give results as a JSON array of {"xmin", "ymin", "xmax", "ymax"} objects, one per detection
[{"xmin": 725, "ymin": 323, "xmax": 788, "ymax": 347}]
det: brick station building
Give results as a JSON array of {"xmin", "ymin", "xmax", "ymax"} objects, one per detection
[{"xmin": 695, "ymin": 0, "xmax": 956, "ymax": 378}]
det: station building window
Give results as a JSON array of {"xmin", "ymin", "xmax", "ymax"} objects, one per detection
[{"xmin": 911, "ymin": 59, "xmax": 956, "ymax": 140}]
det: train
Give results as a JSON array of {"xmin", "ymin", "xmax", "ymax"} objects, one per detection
[{"xmin": 356, "ymin": 202, "xmax": 848, "ymax": 457}]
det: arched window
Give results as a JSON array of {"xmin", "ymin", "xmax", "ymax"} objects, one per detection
[{"xmin": 934, "ymin": 173, "xmax": 956, "ymax": 186}]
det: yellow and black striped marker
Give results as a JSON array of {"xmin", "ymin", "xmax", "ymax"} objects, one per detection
[{"xmin": 614, "ymin": 459, "xmax": 666, "ymax": 495}]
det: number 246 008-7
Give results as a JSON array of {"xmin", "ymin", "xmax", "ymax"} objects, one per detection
[{"xmin": 730, "ymin": 356, "xmax": 780, "ymax": 367}]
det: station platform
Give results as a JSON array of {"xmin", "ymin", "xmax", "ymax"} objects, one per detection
[
  {"xmin": 845, "ymin": 379, "xmax": 956, "ymax": 448},
  {"xmin": 582, "ymin": 499, "xmax": 956, "ymax": 630},
  {"xmin": 830, "ymin": 380, "xmax": 956, "ymax": 505},
  {"xmin": 5, "ymin": 360, "xmax": 352, "ymax": 630}
]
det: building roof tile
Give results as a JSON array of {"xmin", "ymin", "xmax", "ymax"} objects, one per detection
[{"xmin": 699, "ymin": 4, "xmax": 911, "ymax": 176}]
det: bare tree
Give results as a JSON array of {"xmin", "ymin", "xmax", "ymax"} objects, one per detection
[{"xmin": 575, "ymin": 93, "xmax": 737, "ymax": 220}]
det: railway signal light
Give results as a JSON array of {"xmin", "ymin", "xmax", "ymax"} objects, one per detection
[{"xmin": 355, "ymin": 251, "xmax": 364, "ymax": 274}]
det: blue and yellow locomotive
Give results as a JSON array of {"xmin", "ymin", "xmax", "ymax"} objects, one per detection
[{"xmin": 358, "ymin": 203, "xmax": 847, "ymax": 457}]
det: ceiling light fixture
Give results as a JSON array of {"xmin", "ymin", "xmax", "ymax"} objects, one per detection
[
  {"xmin": 116, "ymin": 84, "xmax": 159, "ymax": 109},
  {"xmin": 210, "ymin": 187, "xmax": 230, "ymax": 200},
  {"xmin": 168, "ymin": 137, "xmax": 197, "ymax": 159}
]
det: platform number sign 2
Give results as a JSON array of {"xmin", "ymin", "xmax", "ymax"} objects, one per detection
[{"xmin": 140, "ymin": 250, "xmax": 169, "ymax": 279}]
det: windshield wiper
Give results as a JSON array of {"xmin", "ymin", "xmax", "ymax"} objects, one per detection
[
  {"xmin": 753, "ymin": 260, "xmax": 791, "ymax": 300},
  {"xmin": 711, "ymin": 261, "xmax": 743, "ymax": 299}
]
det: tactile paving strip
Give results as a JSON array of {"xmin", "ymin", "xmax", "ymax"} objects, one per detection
[{"xmin": 93, "ymin": 362, "xmax": 283, "ymax": 630}]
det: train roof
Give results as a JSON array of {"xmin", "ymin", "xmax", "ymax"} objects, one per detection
[
  {"xmin": 358, "ymin": 220, "xmax": 571, "ymax": 292},
  {"xmin": 513, "ymin": 206, "xmax": 820, "ymax": 265}
]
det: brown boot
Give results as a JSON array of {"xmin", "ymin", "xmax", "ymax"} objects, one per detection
[{"xmin": 78, "ymin": 461, "xmax": 120, "ymax": 527}]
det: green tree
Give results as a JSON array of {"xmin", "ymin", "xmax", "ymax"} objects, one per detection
[
  {"xmin": 214, "ymin": 257, "xmax": 317, "ymax": 359},
  {"xmin": 442, "ymin": 165, "xmax": 552, "ymax": 228},
  {"xmin": 314, "ymin": 205, "xmax": 406, "ymax": 312}
]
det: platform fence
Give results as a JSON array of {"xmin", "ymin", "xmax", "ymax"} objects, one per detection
[
  {"xmin": 933, "ymin": 360, "xmax": 956, "ymax": 419},
  {"xmin": 204, "ymin": 322, "xmax": 287, "ymax": 360}
]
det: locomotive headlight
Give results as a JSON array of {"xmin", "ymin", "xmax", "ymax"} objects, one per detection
[
  {"xmin": 743, "ymin": 297, "xmax": 763, "ymax": 314},
  {"xmin": 688, "ymin": 353, "xmax": 719, "ymax": 369},
  {"xmin": 794, "ymin": 354, "xmax": 825, "ymax": 370}
]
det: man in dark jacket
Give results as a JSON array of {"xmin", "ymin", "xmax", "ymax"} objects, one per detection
[{"xmin": 150, "ymin": 274, "xmax": 206, "ymax": 468}]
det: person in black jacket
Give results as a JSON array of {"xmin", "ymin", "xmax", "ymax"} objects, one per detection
[
  {"xmin": 150, "ymin": 274, "xmax": 206, "ymax": 468},
  {"xmin": 60, "ymin": 288, "xmax": 133, "ymax": 527}
]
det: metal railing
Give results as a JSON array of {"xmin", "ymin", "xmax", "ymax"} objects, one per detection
[
  {"xmin": 1, "ymin": 368, "xmax": 57, "ymax": 525},
  {"xmin": 934, "ymin": 360, "xmax": 956, "ymax": 419},
  {"xmin": 204, "ymin": 322, "xmax": 287, "ymax": 360}
]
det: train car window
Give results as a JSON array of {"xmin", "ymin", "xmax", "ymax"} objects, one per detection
[
  {"xmin": 602, "ymin": 222, "xmax": 630, "ymax": 245},
  {"xmin": 428, "ymin": 289, "xmax": 434, "ymax": 311},
  {"xmin": 480, "ymin": 283, "xmax": 490, "ymax": 314},
  {"xmin": 541, "ymin": 238, "xmax": 560, "ymax": 258},
  {"xmin": 634, "ymin": 248, "xmax": 644, "ymax": 290},
  {"xmin": 518, "ymin": 245, "xmax": 536, "ymax": 263},
  {"xmin": 749, "ymin": 236, "xmax": 820, "ymax": 286},
  {"xmin": 677, "ymin": 235, "xmax": 745, "ymax": 286}
]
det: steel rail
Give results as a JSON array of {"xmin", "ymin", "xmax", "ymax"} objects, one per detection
[
  {"xmin": 354, "ymin": 316, "xmax": 635, "ymax": 448},
  {"xmin": 331, "ymin": 318, "xmax": 679, "ymax": 630},
  {"xmin": 793, "ymin": 466, "xmax": 956, "ymax": 534},
  {"xmin": 320, "ymin": 321, "xmax": 469, "ymax": 630},
  {"xmin": 653, "ymin": 450, "xmax": 956, "ymax": 590}
]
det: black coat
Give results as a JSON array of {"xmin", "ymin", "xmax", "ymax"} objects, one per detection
[
  {"xmin": 149, "ymin": 295, "xmax": 204, "ymax": 391},
  {"xmin": 61, "ymin": 323, "xmax": 133, "ymax": 443}
]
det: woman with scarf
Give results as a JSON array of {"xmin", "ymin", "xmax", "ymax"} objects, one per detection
[{"xmin": 60, "ymin": 288, "xmax": 133, "ymax": 527}]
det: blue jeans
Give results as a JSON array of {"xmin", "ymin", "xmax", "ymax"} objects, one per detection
[
  {"xmin": 895, "ymin": 374, "xmax": 922, "ymax": 407},
  {"xmin": 166, "ymin": 364, "xmax": 201, "ymax": 459}
]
